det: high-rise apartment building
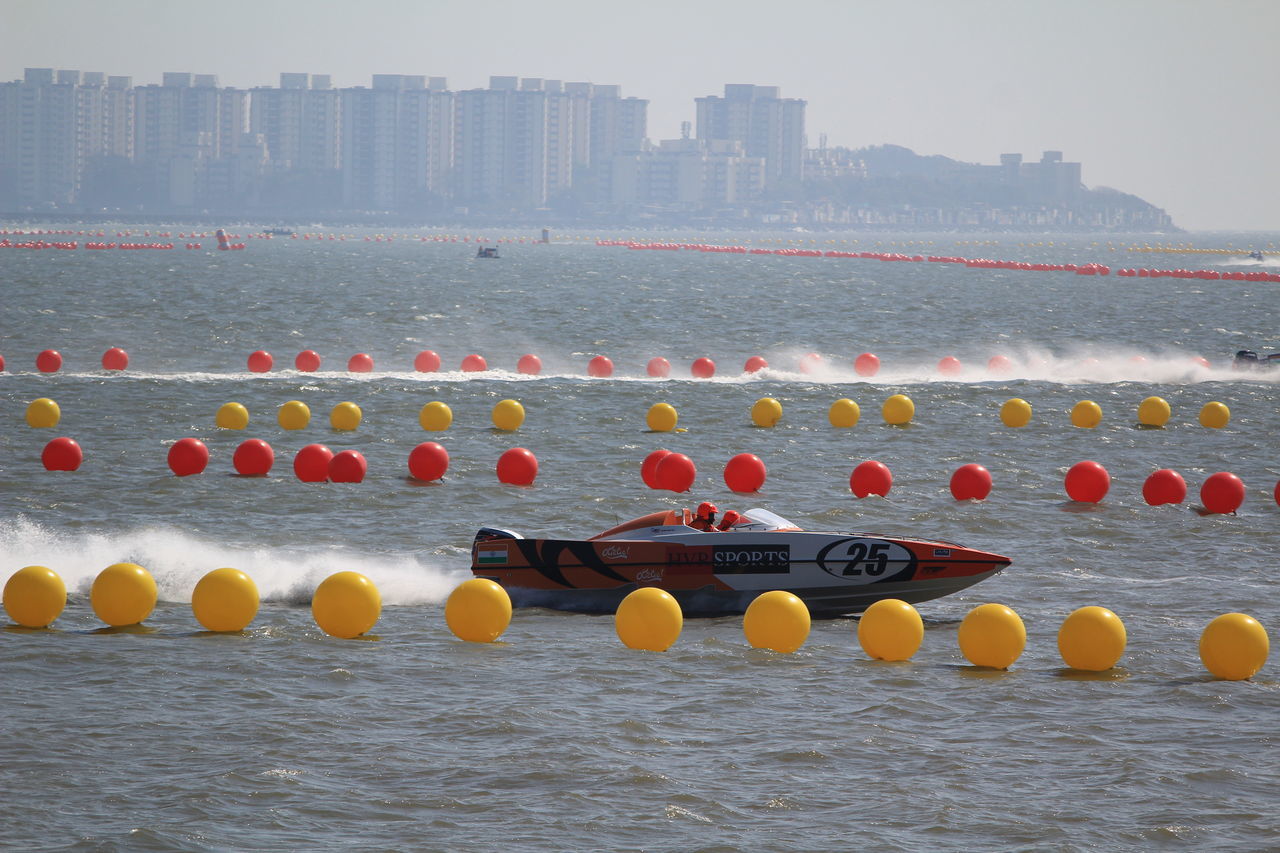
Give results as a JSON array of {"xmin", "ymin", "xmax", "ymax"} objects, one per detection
[
  {"xmin": 695, "ymin": 84, "xmax": 805, "ymax": 185},
  {"xmin": 453, "ymin": 76, "xmax": 547, "ymax": 209}
]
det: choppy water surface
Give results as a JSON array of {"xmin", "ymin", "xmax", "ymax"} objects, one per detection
[{"xmin": 1, "ymin": 229, "xmax": 1278, "ymax": 851}]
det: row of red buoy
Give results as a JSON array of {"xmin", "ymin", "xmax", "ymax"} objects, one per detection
[
  {"xmin": 1116, "ymin": 268, "xmax": 1280, "ymax": 282},
  {"xmin": 32, "ymin": 435, "xmax": 1274, "ymax": 511}
]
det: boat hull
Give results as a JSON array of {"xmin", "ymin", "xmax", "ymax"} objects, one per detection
[{"xmin": 471, "ymin": 529, "xmax": 1010, "ymax": 616}]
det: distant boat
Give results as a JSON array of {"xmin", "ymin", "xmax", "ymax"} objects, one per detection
[
  {"xmin": 1233, "ymin": 350, "xmax": 1280, "ymax": 370},
  {"xmin": 476, "ymin": 246, "xmax": 499, "ymax": 258},
  {"xmin": 1247, "ymin": 250, "xmax": 1265, "ymax": 262},
  {"xmin": 263, "ymin": 227, "xmax": 294, "ymax": 236}
]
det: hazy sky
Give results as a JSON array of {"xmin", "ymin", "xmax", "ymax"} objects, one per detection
[{"xmin": 5, "ymin": 0, "xmax": 1278, "ymax": 230}]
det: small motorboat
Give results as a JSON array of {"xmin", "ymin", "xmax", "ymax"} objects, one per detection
[
  {"xmin": 263, "ymin": 227, "xmax": 295, "ymax": 236},
  {"xmin": 476, "ymin": 246, "xmax": 499, "ymax": 258},
  {"xmin": 470, "ymin": 507, "xmax": 1011, "ymax": 616},
  {"xmin": 1247, "ymin": 250, "xmax": 1265, "ymax": 262},
  {"xmin": 1233, "ymin": 350, "xmax": 1280, "ymax": 370}
]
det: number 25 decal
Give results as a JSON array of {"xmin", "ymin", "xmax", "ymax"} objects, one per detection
[{"xmin": 816, "ymin": 538, "xmax": 914, "ymax": 580}]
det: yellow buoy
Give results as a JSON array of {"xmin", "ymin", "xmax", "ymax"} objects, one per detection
[
  {"xmin": 828, "ymin": 398, "xmax": 861, "ymax": 428},
  {"xmin": 751, "ymin": 397, "xmax": 783, "ymax": 428},
  {"xmin": 646, "ymin": 402, "xmax": 678, "ymax": 432},
  {"xmin": 957, "ymin": 602, "xmax": 1025, "ymax": 669},
  {"xmin": 445, "ymin": 578, "xmax": 513, "ymax": 643},
  {"xmin": 311, "ymin": 571, "xmax": 381, "ymax": 639},
  {"xmin": 3, "ymin": 565, "xmax": 67, "ymax": 628},
  {"xmin": 882, "ymin": 394, "xmax": 914, "ymax": 425},
  {"xmin": 1199, "ymin": 401, "xmax": 1230, "ymax": 429},
  {"xmin": 491, "ymin": 399, "xmax": 526, "ymax": 431},
  {"xmin": 25, "ymin": 398, "xmax": 61, "ymax": 428},
  {"xmin": 1000, "ymin": 397, "xmax": 1032, "ymax": 428},
  {"xmin": 419, "ymin": 401, "xmax": 453, "ymax": 431},
  {"xmin": 278, "ymin": 400, "xmax": 311, "ymax": 430},
  {"xmin": 191, "ymin": 568, "xmax": 260, "ymax": 632},
  {"xmin": 1199, "ymin": 612, "xmax": 1269, "ymax": 680},
  {"xmin": 330, "ymin": 401, "xmax": 362, "ymax": 431},
  {"xmin": 857, "ymin": 598, "xmax": 923, "ymax": 661},
  {"xmin": 90, "ymin": 562, "xmax": 158, "ymax": 627},
  {"xmin": 1070, "ymin": 400, "xmax": 1103, "ymax": 428},
  {"xmin": 216, "ymin": 402, "xmax": 249, "ymax": 430},
  {"xmin": 614, "ymin": 587, "xmax": 683, "ymax": 651},
  {"xmin": 1057, "ymin": 606, "xmax": 1126, "ymax": 671},
  {"xmin": 1137, "ymin": 396, "xmax": 1171, "ymax": 427},
  {"xmin": 743, "ymin": 590, "xmax": 810, "ymax": 653}
]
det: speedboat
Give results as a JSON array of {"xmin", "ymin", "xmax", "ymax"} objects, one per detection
[
  {"xmin": 470, "ymin": 507, "xmax": 1011, "ymax": 616},
  {"xmin": 476, "ymin": 246, "xmax": 499, "ymax": 258},
  {"xmin": 1233, "ymin": 349, "xmax": 1280, "ymax": 370},
  {"xmin": 1247, "ymin": 250, "xmax": 1265, "ymax": 262}
]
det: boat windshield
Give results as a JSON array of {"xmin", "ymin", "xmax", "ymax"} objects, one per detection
[{"xmin": 737, "ymin": 508, "xmax": 801, "ymax": 531}]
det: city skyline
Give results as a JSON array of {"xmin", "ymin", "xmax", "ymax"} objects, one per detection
[{"xmin": 5, "ymin": 0, "xmax": 1278, "ymax": 230}]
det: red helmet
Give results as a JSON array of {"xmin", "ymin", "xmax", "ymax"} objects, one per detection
[
  {"xmin": 719, "ymin": 510, "xmax": 741, "ymax": 528},
  {"xmin": 696, "ymin": 501, "xmax": 718, "ymax": 518}
]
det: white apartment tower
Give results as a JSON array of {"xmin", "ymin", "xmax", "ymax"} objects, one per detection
[{"xmin": 695, "ymin": 84, "xmax": 805, "ymax": 185}]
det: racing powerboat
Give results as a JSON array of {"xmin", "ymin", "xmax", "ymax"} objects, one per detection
[
  {"xmin": 1233, "ymin": 350, "xmax": 1280, "ymax": 370},
  {"xmin": 470, "ymin": 507, "xmax": 1011, "ymax": 616}
]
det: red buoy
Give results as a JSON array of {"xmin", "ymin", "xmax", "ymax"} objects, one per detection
[
  {"xmin": 641, "ymin": 449, "xmax": 672, "ymax": 489},
  {"xmin": 691, "ymin": 357, "xmax": 716, "ymax": 379},
  {"xmin": 102, "ymin": 347, "xmax": 129, "ymax": 371},
  {"xmin": 588, "ymin": 355, "xmax": 614, "ymax": 378},
  {"xmin": 41, "ymin": 437, "xmax": 82, "ymax": 471},
  {"xmin": 950, "ymin": 463, "xmax": 992, "ymax": 500},
  {"xmin": 987, "ymin": 354, "xmax": 1012, "ymax": 374},
  {"xmin": 724, "ymin": 453, "xmax": 766, "ymax": 493},
  {"xmin": 517, "ymin": 354, "xmax": 542, "ymax": 375},
  {"xmin": 646, "ymin": 357, "xmax": 670, "ymax": 378},
  {"xmin": 36, "ymin": 349, "xmax": 62, "ymax": 373},
  {"xmin": 1142, "ymin": 469, "xmax": 1186, "ymax": 506},
  {"xmin": 347, "ymin": 353, "xmax": 374, "ymax": 373},
  {"xmin": 414, "ymin": 350, "xmax": 441, "ymax": 372},
  {"xmin": 461, "ymin": 354, "xmax": 487, "ymax": 372},
  {"xmin": 799, "ymin": 352, "xmax": 822, "ymax": 374},
  {"xmin": 497, "ymin": 447, "xmax": 538, "ymax": 485},
  {"xmin": 1200, "ymin": 472, "xmax": 1244, "ymax": 514},
  {"xmin": 328, "ymin": 449, "xmax": 368, "ymax": 483},
  {"xmin": 743, "ymin": 355, "xmax": 768, "ymax": 373},
  {"xmin": 1065, "ymin": 460, "xmax": 1110, "ymax": 503},
  {"xmin": 854, "ymin": 353, "xmax": 880, "ymax": 377},
  {"xmin": 168, "ymin": 437, "xmax": 210, "ymax": 477},
  {"xmin": 293, "ymin": 444, "xmax": 333, "ymax": 482},
  {"xmin": 233, "ymin": 439, "xmax": 274, "ymax": 476},
  {"xmin": 295, "ymin": 350, "xmax": 321, "ymax": 372},
  {"xmin": 849, "ymin": 460, "xmax": 892, "ymax": 498},
  {"xmin": 247, "ymin": 350, "xmax": 273, "ymax": 373},
  {"xmin": 655, "ymin": 452, "xmax": 696, "ymax": 492},
  {"xmin": 938, "ymin": 356, "xmax": 962, "ymax": 376},
  {"xmin": 407, "ymin": 442, "xmax": 449, "ymax": 481}
]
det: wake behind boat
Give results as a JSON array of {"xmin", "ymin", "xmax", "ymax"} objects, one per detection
[{"xmin": 470, "ymin": 506, "xmax": 1011, "ymax": 616}]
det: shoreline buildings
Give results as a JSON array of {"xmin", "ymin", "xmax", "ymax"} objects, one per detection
[{"xmin": 0, "ymin": 68, "xmax": 1173, "ymax": 229}]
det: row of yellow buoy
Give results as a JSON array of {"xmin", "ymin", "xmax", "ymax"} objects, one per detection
[
  {"xmin": 1126, "ymin": 246, "xmax": 1275, "ymax": 255},
  {"xmin": 5, "ymin": 566, "xmax": 1268, "ymax": 680}
]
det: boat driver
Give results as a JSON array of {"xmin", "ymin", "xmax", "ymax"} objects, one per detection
[
  {"xmin": 716, "ymin": 510, "xmax": 741, "ymax": 531},
  {"xmin": 689, "ymin": 501, "xmax": 718, "ymax": 531}
]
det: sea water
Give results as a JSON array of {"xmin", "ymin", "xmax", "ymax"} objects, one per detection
[{"xmin": 1, "ymin": 229, "xmax": 1278, "ymax": 850}]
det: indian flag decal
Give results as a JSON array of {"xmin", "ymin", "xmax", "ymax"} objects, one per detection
[{"xmin": 478, "ymin": 547, "xmax": 508, "ymax": 565}]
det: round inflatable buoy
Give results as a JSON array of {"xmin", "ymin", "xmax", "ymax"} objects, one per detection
[
  {"xmin": 25, "ymin": 398, "xmax": 60, "ymax": 428},
  {"xmin": 646, "ymin": 402, "xmax": 678, "ymax": 432},
  {"xmin": 937, "ymin": 356, "xmax": 962, "ymax": 376},
  {"xmin": 723, "ymin": 453, "xmax": 766, "ymax": 493},
  {"xmin": 496, "ymin": 447, "xmax": 538, "ymax": 485},
  {"xmin": 588, "ymin": 355, "xmax": 613, "ymax": 377},
  {"xmin": 1057, "ymin": 606, "xmax": 1126, "ymax": 671},
  {"xmin": 850, "ymin": 460, "xmax": 892, "ymax": 498},
  {"xmin": 91, "ymin": 562, "xmax": 157, "ymax": 627},
  {"xmin": 408, "ymin": 442, "xmax": 449, "ymax": 481},
  {"xmin": 799, "ymin": 352, "xmax": 822, "ymax": 374},
  {"xmin": 1071, "ymin": 400, "xmax": 1102, "ymax": 428},
  {"xmin": 950, "ymin": 463, "xmax": 992, "ymax": 501},
  {"xmin": 641, "ymin": 449, "xmax": 672, "ymax": 489},
  {"xmin": 1000, "ymin": 398, "xmax": 1032, "ymax": 428},
  {"xmin": 828, "ymin": 398, "xmax": 860, "ymax": 428},
  {"xmin": 1137, "ymin": 396, "xmax": 1171, "ymax": 427},
  {"xmin": 233, "ymin": 439, "xmax": 274, "ymax": 476},
  {"xmin": 751, "ymin": 397, "xmax": 783, "ymax": 428},
  {"xmin": 328, "ymin": 449, "xmax": 368, "ymax": 483},
  {"xmin": 743, "ymin": 355, "xmax": 768, "ymax": 373},
  {"xmin": 415, "ymin": 350, "xmax": 441, "ymax": 372},
  {"xmin": 216, "ymin": 402, "xmax": 249, "ymax": 430},
  {"xmin": 41, "ymin": 437, "xmax": 82, "ymax": 471},
  {"xmin": 492, "ymin": 399, "xmax": 525, "ymax": 431},
  {"xmin": 168, "ymin": 437, "xmax": 209, "ymax": 476},
  {"xmin": 3, "ymin": 565, "xmax": 66, "ymax": 628},
  {"xmin": 445, "ymin": 578, "xmax": 512, "ymax": 643},
  {"xmin": 882, "ymin": 394, "xmax": 914, "ymax": 425},
  {"xmin": 312, "ymin": 571, "xmax": 381, "ymax": 638},
  {"xmin": 655, "ymin": 452, "xmax": 696, "ymax": 492},
  {"xmin": 102, "ymin": 347, "xmax": 129, "ymax": 371},
  {"xmin": 1199, "ymin": 612, "xmax": 1268, "ymax": 680},
  {"xmin": 1199, "ymin": 401, "xmax": 1230, "ymax": 429},
  {"xmin": 295, "ymin": 350, "xmax": 321, "ymax": 372},
  {"xmin": 419, "ymin": 401, "xmax": 453, "ymax": 431},
  {"xmin": 1065, "ymin": 460, "xmax": 1110, "ymax": 503},
  {"xmin": 461, "ymin": 354, "xmax": 487, "ymax": 372},
  {"xmin": 278, "ymin": 400, "xmax": 310, "ymax": 430},
  {"xmin": 987, "ymin": 354, "xmax": 1012, "ymax": 374},
  {"xmin": 347, "ymin": 353, "xmax": 374, "ymax": 373},
  {"xmin": 857, "ymin": 598, "xmax": 923, "ymax": 661},
  {"xmin": 247, "ymin": 350, "xmax": 273, "ymax": 373},
  {"xmin": 691, "ymin": 357, "xmax": 716, "ymax": 379},
  {"xmin": 192, "ymin": 568, "xmax": 259, "ymax": 632},
  {"xmin": 615, "ymin": 587, "xmax": 683, "ymax": 651},
  {"xmin": 1200, "ymin": 471, "xmax": 1244, "ymax": 514},
  {"xmin": 293, "ymin": 443, "xmax": 333, "ymax": 482},
  {"xmin": 743, "ymin": 591, "xmax": 810, "ymax": 653},
  {"xmin": 1142, "ymin": 469, "xmax": 1186, "ymax": 505},
  {"xmin": 330, "ymin": 401, "xmax": 362, "ymax": 431},
  {"xmin": 958, "ymin": 603, "xmax": 1025, "ymax": 669},
  {"xmin": 517, "ymin": 354, "xmax": 542, "ymax": 375},
  {"xmin": 854, "ymin": 352, "xmax": 880, "ymax": 377},
  {"xmin": 647, "ymin": 357, "xmax": 670, "ymax": 378},
  {"xmin": 36, "ymin": 349, "xmax": 62, "ymax": 373}
]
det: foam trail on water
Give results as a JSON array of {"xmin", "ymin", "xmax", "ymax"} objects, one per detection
[{"xmin": 0, "ymin": 516, "xmax": 466, "ymax": 606}]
